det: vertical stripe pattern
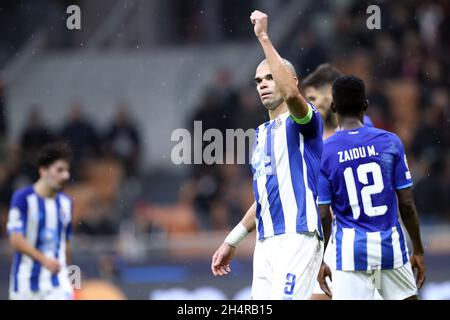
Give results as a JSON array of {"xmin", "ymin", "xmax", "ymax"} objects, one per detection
[{"xmin": 252, "ymin": 112, "xmax": 322, "ymax": 240}]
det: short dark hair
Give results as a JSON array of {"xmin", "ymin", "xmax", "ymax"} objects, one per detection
[
  {"xmin": 302, "ymin": 63, "xmax": 343, "ymax": 89},
  {"xmin": 37, "ymin": 143, "xmax": 71, "ymax": 168},
  {"xmin": 332, "ymin": 75, "xmax": 366, "ymax": 117}
]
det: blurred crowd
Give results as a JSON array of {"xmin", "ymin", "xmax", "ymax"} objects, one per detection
[
  {"xmin": 0, "ymin": 0, "xmax": 449, "ymax": 242},
  {"xmin": 136, "ymin": 0, "xmax": 450, "ymax": 235},
  {"xmin": 0, "ymin": 91, "xmax": 142, "ymax": 237},
  {"xmin": 326, "ymin": 0, "xmax": 450, "ymax": 223}
]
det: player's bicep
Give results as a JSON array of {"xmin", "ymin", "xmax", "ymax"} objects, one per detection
[
  {"xmin": 395, "ymin": 187, "xmax": 413, "ymax": 206},
  {"xmin": 319, "ymin": 204, "xmax": 332, "ymax": 223}
]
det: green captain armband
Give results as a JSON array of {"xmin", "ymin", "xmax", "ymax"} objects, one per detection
[{"xmin": 289, "ymin": 104, "xmax": 313, "ymax": 125}]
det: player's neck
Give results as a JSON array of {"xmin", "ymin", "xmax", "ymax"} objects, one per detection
[
  {"xmin": 337, "ymin": 116, "xmax": 364, "ymax": 131},
  {"xmin": 268, "ymin": 103, "xmax": 288, "ymax": 120},
  {"xmin": 34, "ymin": 180, "xmax": 57, "ymax": 198},
  {"xmin": 323, "ymin": 127, "xmax": 336, "ymax": 140}
]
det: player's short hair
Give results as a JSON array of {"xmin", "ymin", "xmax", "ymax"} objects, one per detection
[
  {"xmin": 302, "ymin": 63, "xmax": 342, "ymax": 89},
  {"xmin": 332, "ymin": 75, "xmax": 366, "ymax": 117},
  {"xmin": 37, "ymin": 143, "xmax": 71, "ymax": 168},
  {"xmin": 257, "ymin": 59, "xmax": 297, "ymax": 77}
]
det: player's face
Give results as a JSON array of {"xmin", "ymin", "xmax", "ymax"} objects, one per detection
[
  {"xmin": 41, "ymin": 160, "xmax": 70, "ymax": 192},
  {"xmin": 254, "ymin": 64, "xmax": 284, "ymax": 110},
  {"xmin": 304, "ymin": 85, "xmax": 332, "ymax": 119}
]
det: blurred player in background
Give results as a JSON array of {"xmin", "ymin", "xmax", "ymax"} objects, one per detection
[
  {"xmin": 317, "ymin": 75, "xmax": 426, "ymax": 300},
  {"xmin": 303, "ymin": 63, "xmax": 374, "ymax": 300},
  {"xmin": 7, "ymin": 144, "xmax": 74, "ymax": 300},
  {"xmin": 211, "ymin": 10, "xmax": 324, "ymax": 300},
  {"xmin": 303, "ymin": 63, "xmax": 373, "ymax": 140}
]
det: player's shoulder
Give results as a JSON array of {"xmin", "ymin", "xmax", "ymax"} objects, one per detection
[
  {"xmin": 256, "ymin": 117, "xmax": 272, "ymax": 131},
  {"xmin": 12, "ymin": 185, "xmax": 34, "ymax": 201},
  {"xmin": 323, "ymin": 126, "xmax": 390, "ymax": 149},
  {"xmin": 366, "ymin": 127, "xmax": 403, "ymax": 144},
  {"xmin": 58, "ymin": 192, "xmax": 73, "ymax": 204}
]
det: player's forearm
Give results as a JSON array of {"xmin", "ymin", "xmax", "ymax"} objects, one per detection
[
  {"xmin": 10, "ymin": 233, "xmax": 47, "ymax": 264},
  {"xmin": 66, "ymin": 242, "xmax": 72, "ymax": 266},
  {"xmin": 225, "ymin": 202, "xmax": 256, "ymax": 247},
  {"xmin": 399, "ymin": 199, "xmax": 424, "ymax": 255},
  {"xmin": 240, "ymin": 202, "xmax": 257, "ymax": 233},
  {"xmin": 257, "ymin": 36, "xmax": 308, "ymax": 118},
  {"xmin": 319, "ymin": 205, "xmax": 332, "ymax": 249}
]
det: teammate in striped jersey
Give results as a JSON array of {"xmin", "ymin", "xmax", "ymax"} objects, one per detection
[
  {"xmin": 317, "ymin": 75, "xmax": 426, "ymax": 300},
  {"xmin": 211, "ymin": 11, "xmax": 324, "ymax": 300},
  {"xmin": 302, "ymin": 63, "xmax": 375, "ymax": 300},
  {"xmin": 303, "ymin": 63, "xmax": 373, "ymax": 140},
  {"xmin": 7, "ymin": 144, "xmax": 74, "ymax": 300}
]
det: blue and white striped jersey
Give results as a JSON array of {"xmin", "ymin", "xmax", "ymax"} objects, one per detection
[
  {"xmin": 318, "ymin": 126, "xmax": 412, "ymax": 271},
  {"xmin": 251, "ymin": 103, "xmax": 324, "ymax": 240},
  {"xmin": 7, "ymin": 185, "xmax": 73, "ymax": 294}
]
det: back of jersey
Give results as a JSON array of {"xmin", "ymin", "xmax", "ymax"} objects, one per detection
[{"xmin": 318, "ymin": 126, "xmax": 412, "ymax": 271}]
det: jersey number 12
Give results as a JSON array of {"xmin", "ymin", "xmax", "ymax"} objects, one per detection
[{"xmin": 343, "ymin": 162, "xmax": 388, "ymax": 219}]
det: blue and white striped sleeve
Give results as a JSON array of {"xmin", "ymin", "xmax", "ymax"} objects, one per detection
[{"xmin": 7, "ymin": 191, "xmax": 28, "ymax": 235}]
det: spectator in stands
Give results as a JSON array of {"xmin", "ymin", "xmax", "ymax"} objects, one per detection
[
  {"xmin": 411, "ymin": 88, "xmax": 450, "ymax": 161},
  {"xmin": 20, "ymin": 109, "xmax": 55, "ymax": 181},
  {"xmin": 295, "ymin": 29, "xmax": 329, "ymax": 75},
  {"xmin": 103, "ymin": 104, "xmax": 141, "ymax": 177},
  {"xmin": 413, "ymin": 158, "xmax": 450, "ymax": 222},
  {"xmin": 60, "ymin": 102, "xmax": 100, "ymax": 178},
  {"xmin": 231, "ymin": 86, "xmax": 268, "ymax": 130},
  {"xmin": 0, "ymin": 77, "xmax": 6, "ymax": 137}
]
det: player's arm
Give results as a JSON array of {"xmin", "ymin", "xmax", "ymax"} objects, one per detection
[
  {"xmin": 250, "ymin": 10, "xmax": 310, "ymax": 120},
  {"xmin": 9, "ymin": 233, "xmax": 61, "ymax": 274},
  {"xmin": 317, "ymin": 204, "xmax": 333, "ymax": 297},
  {"xmin": 396, "ymin": 188, "xmax": 426, "ymax": 289},
  {"xmin": 319, "ymin": 205, "xmax": 332, "ymax": 249},
  {"xmin": 66, "ymin": 241, "xmax": 72, "ymax": 266},
  {"xmin": 211, "ymin": 202, "xmax": 256, "ymax": 276},
  {"xmin": 7, "ymin": 195, "xmax": 61, "ymax": 274},
  {"xmin": 317, "ymin": 167, "xmax": 333, "ymax": 297},
  {"xmin": 66, "ymin": 216, "xmax": 73, "ymax": 266},
  {"xmin": 393, "ymin": 135, "xmax": 426, "ymax": 289}
]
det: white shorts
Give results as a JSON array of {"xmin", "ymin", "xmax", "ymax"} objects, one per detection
[
  {"xmin": 312, "ymin": 238, "xmax": 335, "ymax": 296},
  {"xmin": 332, "ymin": 262, "xmax": 418, "ymax": 300},
  {"xmin": 251, "ymin": 232, "xmax": 323, "ymax": 300},
  {"xmin": 10, "ymin": 286, "xmax": 74, "ymax": 300}
]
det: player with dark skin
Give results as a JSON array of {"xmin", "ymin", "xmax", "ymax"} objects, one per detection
[{"xmin": 317, "ymin": 76, "xmax": 426, "ymax": 300}]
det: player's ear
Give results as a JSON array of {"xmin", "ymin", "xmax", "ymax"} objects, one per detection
[
  {"xmin": 330, "ymin": 102, "xmax": 336, "ymax": 113},
  {"xmin": 294, "ymin": 77, "xmax": 299, "ymax": 86},
  {"xmin": 38, "ymin": 166, "xmax": 46, "ymax": 178},
  {"xmin": 363, "ymin": 99, "xmax": 369, "ymax": 112}
]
